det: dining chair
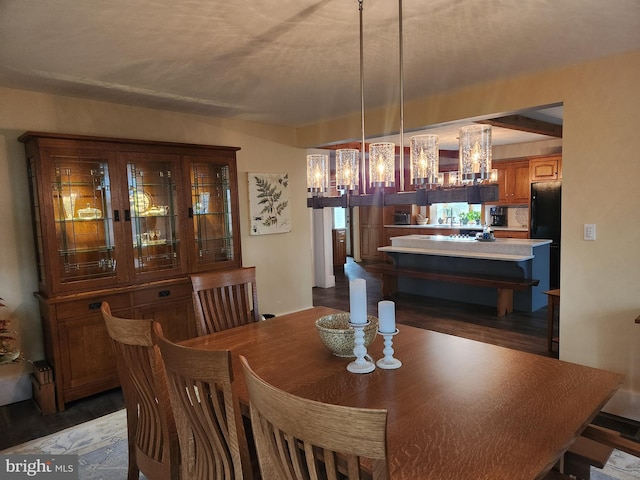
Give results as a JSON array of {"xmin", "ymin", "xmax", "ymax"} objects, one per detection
[
  {"xmin": 239, "ymin": 355, "xmax": 390, "ymax": 480},
  {"xmin": 100, "ymin": 302, "xmax": 180, "ymax": 480},
  {"xmin": 153, "ymin": 322, "xmax": 255, "ymax": 480},
  {"xmin": 190, "ymin": 266, "xmax": 261, "ymax": 335}
]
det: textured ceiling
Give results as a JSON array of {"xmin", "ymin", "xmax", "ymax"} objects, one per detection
[{"xmin": 0, "ymin": 0, "xmax": 638, "ymax": 138}]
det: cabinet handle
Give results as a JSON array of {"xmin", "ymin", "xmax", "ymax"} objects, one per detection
[
  {"xmin": 188, "ymin": 207, "xmax": 194, "ymax": 218},
  {"xmin": 158, "ymin": 290, "xmax": 171, "ymax": 297},
  {"xmin": 88, "ymin": 302, "xmax": 102, "ymax": 310},
  {"xmin": 114, "ymin": 210, "xmax": 120, "ymax": 222},
  {"xmin": 125, "ymin": 209, "xmax": 131, "ymax": 222}
]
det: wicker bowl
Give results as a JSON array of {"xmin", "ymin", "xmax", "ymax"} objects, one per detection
[{"xmin": 315, "ymin": 313, "xmax": 378, "ymax": 357}]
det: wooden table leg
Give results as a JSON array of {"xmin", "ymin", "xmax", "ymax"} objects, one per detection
[
  {"xmin": 545, "ymin": 290, "xmax": 560, "ymax": 352},
  {"xmin": 381, "ymin": 273, "xmax": 398, "ymax": 299},
  {"xmin": 547, "ymin": 295, "xmax": 554, "ymax": 351},
  {"xmin": 496, "ymin": 288, "xmax": 514, "ymax": 317}
]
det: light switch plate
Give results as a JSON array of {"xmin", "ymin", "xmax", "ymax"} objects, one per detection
[{"xmin": 584, "ymin": 223, "xmax": 596, "ymax": 241}]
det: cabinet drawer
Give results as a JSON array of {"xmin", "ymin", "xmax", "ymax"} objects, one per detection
[
  {"xmin": 56, "ymin": 293, "xmax": 131, "ymax": 320},
  {"xmin": 493, "ymin": 230, "xmax": 529, "ymax": 239},
  {"xmin": 133, "ymin": 282, "xmax": 193, "ymax": 306}
]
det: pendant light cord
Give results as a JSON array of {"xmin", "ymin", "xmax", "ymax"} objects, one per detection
[
  {"xmin": 398, "ymin": 0, "xmax": 405, "ymax": 192},
  {"xmin": 359, "ymin": 0, "xmax": 366, "ymax": 194}
]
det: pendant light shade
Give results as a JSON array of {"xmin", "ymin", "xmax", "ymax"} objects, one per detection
[
  {"xmin": 410, "ymin": 134, "xmax": 439, "ymax": 188},
  {"xmin": 369, "ymin": 142, "xmax": 395, "ymax": 188},
  {"xmin": 459, "ymin": 125, "xmax": 492, "ymax": 184},
  {"xmin": 335, "ymin": 148, "xmax": 360, "ymax": 192},
  {"xmin": 307, "ymin": 154, "xmax": 329, "ymax": 194}
]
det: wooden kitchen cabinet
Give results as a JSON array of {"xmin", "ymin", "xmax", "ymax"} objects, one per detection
[
  {"xmin": 496, "ymin": 160, "xmax": 530, "ymax": 205},
  {"xmin": 359, "ymin": 206, "xmax": 383, "ymax": 261},
  {"xmin": 530, "ymin": 154, "xmax": 562, "ymax": 182},
  {"xmin": 332, "ymin": 229, "xmax": 347, "ymax": 267},
  {"xmin": 493, "ymin": 230, "xmax": 529, "ymax": 239},
  {"xmin": 21, "ymin": 132, "xmax": 240, "ymax": 410}
]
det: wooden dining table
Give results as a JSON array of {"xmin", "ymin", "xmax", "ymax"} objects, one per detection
[{"xmin": 182, "ymin": 306, "xmax": 624, "ymax": 480}]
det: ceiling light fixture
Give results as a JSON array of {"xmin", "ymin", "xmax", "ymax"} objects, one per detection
[{"xmin": 307, "ymin": 1, "xmax": 498, "ymax": 209}]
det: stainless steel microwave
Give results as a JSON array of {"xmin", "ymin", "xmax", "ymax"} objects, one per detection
[{"xmin": 393, "ymin": 212, "xmax": 411, "ymax": 225}]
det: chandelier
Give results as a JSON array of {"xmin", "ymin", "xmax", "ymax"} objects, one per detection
[{"xmin": 307, "ymin": 0, "xmax": 498, "ymax": 209}]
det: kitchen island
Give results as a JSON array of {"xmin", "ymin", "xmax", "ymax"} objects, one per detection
[{"xmin": 376, "ymin": 234, "xmax": 551, "ymax": 314}]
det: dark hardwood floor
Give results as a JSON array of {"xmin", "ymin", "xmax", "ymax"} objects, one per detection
[
  {"xmin": 0, "ymin": 388, "xmax": 125, "ymax": 451},
  {"xmin": 315, "ymin": 257, "xmax": 556, "ymax": 358},
  {"xmin": 4, "ymin": 257, "xmax": 637, "ymax": 451}
]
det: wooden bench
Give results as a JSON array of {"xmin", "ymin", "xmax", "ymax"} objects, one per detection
[
  {"xmin": 366, "ymin": 262, "xmax": 539, "ymax": 317},
  {"xmin": 563, "ymin": 435, "xmax": 614, "ymax": 479}
]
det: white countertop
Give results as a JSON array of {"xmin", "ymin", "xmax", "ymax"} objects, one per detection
[
  {"xmin": 378, "ymin": 234, "xmax": 551, "ymax": 261},
  {"xmin": 384, "ymin": 224, "xmax": 529, "ymax": 232}
]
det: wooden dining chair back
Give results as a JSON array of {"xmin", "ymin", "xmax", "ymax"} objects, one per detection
[
  {"xmin": 190, "ymin": 266, "xmax": 260, "ymax": 335},
  {"xmin": 101, "ymin": 302, "xmax": 180, "ymax": 480},
  {"xmin": 240, "ymin": 355, "xmax": 390, "ymax": 480},
  {"xmin": 153, "ymin": 322, "xmax": 254, "ymax": 480}
]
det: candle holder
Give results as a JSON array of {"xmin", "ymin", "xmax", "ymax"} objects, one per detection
[
  {"xmin": 347, "ymin": 321, "xmax": 376, "ymax": 374},
  {"xmin": 376, "ymin": 328, "xmax": 401, "ymax": 369}
]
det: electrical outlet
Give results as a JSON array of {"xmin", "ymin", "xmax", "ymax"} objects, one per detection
[{"xmin": 584, "ymin": 224, "xmax": 596, "ymax": 241}]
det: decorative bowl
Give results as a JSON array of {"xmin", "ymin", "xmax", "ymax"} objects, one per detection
[
  {"xmin": 416, "ymin": 215, "xmax": 428, "ymax": 225},
  {"xmin": 315, "ymin": 313, "xmax": 378, "ymax": 357}
]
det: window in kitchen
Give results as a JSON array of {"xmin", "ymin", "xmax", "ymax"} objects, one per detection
[{"xmin": 433, "ymin": 203, "xmax": 481, "ymax": 226}]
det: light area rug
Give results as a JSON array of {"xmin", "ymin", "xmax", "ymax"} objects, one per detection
[
  {"xmin": 2, "ymin": 409, "xmax": 639, "ymax": 479},
  {"xmin": 1, "ymin": 409, "xmax": 131, "ymax": 479},
  {"xmin": 592, "ymin": 449, "xmax": 640, "ymax": 480}
]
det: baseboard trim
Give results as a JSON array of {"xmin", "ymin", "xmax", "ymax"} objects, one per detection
[{"xmin": 603, "ymin": 389, "xmax": 640, "ymax": 423}]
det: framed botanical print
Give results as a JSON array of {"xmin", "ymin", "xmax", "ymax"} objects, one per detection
[{"xmin": 248, "ymin": 172, "xmax": 291, "ymax": 235}]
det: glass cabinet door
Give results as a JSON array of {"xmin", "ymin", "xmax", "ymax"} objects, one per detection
[
  {"xmin": 190, "ymin": 159, "xmax": 238, "ymax": 267},
  {"xmin": 125, "ymin": 154, "xmax": 183, "ymax": 277},
  {"xmin": 51, "ymin": 155, "xmax": 117, "ymax": 283}
]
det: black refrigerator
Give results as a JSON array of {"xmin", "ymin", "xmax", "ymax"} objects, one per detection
[{"xmin": 530, "ymin": 181, "xmax": 561, "ymax": 289}]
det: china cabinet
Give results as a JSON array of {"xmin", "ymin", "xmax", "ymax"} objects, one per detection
[{"xmin": 20, "ymin": 132, "xmax": 242, "ymax": 410}]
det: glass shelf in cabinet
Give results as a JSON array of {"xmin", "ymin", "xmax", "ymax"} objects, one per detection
[
  {"xmin": 57, "ymin": 216, "xmax": 106, "ymax": 223},
  {"xmin": 57, "ymin": 246, "xmax": 115, "ymax": 255}
]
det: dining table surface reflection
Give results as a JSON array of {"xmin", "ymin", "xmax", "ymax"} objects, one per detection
[{"xmin": 181, "ymin": 306, "xmax": 623, "ymax": 480}]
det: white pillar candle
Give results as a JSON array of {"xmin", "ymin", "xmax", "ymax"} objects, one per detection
[
  {"xmin": 349, "ymin": 279, "xmax": 367, "ymax": 324},
  {"xmin": 378, "ymin": 300, "xmax": 396, "ymax": 333}
]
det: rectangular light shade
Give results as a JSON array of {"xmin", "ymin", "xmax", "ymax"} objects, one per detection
[
  {"xmin": 459, "ymin": 125, "xmax": 492, "ymax": 184},
  {"xmin": 369, "ymin": 142, "xmax": 395, "ymax": 188},
  {"xmin": 335, "ymin": 148, "xmax": 359, "ymax": 192},
  {"xmin": 307, "ymin": 154, "xmax": 329, "ymax": 193},
  {"xmin": 411, "ymin": 134, "xmax": 439, "ymax": 187}
]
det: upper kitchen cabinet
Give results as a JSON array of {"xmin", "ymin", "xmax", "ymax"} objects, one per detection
[
  {"xmin": 530, "ymin": 154, "xmax": 562, "ymax": 182},
  {"xmin": 495, "ymin": 159, "xmax": 530, "ymax": 205},
  {"xmin": 20, "ymin": 132, "xmax": 242, "ymax": 295}
]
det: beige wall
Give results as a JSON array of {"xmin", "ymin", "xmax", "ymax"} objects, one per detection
[
  {"xmin": 1, "ymin": 48, "xmax": 639, "ymax": 417},
  {"xmin": 0, "ymin": 88, "xmax": 313, "ymax": 380},
  {"xmin": 299, "ymin": 49, "xmax": 640, "ymax": 418}
]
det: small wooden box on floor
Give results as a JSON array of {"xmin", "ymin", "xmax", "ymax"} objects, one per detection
[{"xmin": 31, "ymin": 360, "xmax": 56, "ymax": 415}]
